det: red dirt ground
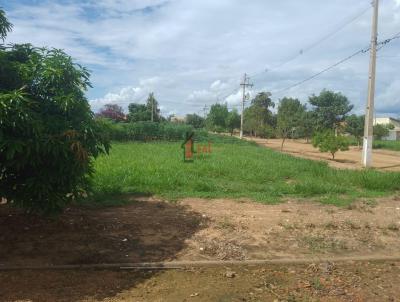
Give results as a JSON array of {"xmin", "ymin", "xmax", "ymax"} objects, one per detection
[{"xmin": 1, "ymin": 196, "xmax": 400, "ymax": 301}]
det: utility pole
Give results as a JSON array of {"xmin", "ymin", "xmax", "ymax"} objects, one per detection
[
  {"xmin": 151, "ymin": 93, "xmax": 154, "ymax": 122},
  {"xmin": 240, "ymin": 73, "xmax": 253, "ymax": 139},
  {"xmin": 362, "ymin": 0, "xmax": 379, "ymax": 167},
  {"xmin": 203, "ymin": 105, "xmax": 209, "ymax": 119}
]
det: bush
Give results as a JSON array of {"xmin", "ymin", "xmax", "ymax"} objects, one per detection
[
  {"xmin": 99, "ymin": 121, "xmax": 194, "ymax": 142},
  {"xmin": 312, "ymin": 131, "xmax": 349, "ymax": 159},
  {"xmin": 158, "ymin": 123, "xmax": 190, "ymax": 140},
  {"xmin": 125, "ymin": 121, "xmax": 161, "ymax": 141},
  {"xmin": 0, "ymin": 45, "xmax": 109, "ymax": 213},
  {"xmin": 373, "ymin": 124, "xmax": 392, "ymax": 140},
  {"xmin": 96, "ymin": 118, "xmax": 128, "ymax": 141}
]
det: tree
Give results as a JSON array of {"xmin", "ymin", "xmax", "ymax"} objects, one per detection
[
  {"xmin": 276, "ymin": 97, "xmax": 305, "ymax": 150},
  {"xmin": 345, "ymin": 115, "xmax": 364, "ymax": 148},
  {"xmin": 97, "ymin": 104, "xmax": 125, "ymax": 122},
  {"xmin": 0, "ymin": 10, "xmax": 109, "ymax": 213},
  {"xmin": 297, "ymin": 110, "xmax": 316, "ymax": 143},
  {"xmin": 206, "ymin": 103, "xmax": 229, "ymax": 132},
  {"xmin": 185, "ymin": 113, "xmax": 205, "ymax": 129},
  {"xmin": 243, "ymin": 92, "xmax": 275, "ymax": 137},
  {"xmin": 373, "ymin": 124, "xmax": 392, "ymax": 140},
  {"xmin": 146, "ymin": 92, "xmax": 160, "ymax": 122},
  {"xmin": 127, "ymin": 93, "xmax": 162, "ymax": 123},
  {"xmin": 309, "ymin": 90, "xmax": 353, "ymax": 131},
  {"xmin": 312, "ymin": 131, "xmax": 349, "ymax": 160},
  {"xmin": 0, "ymin": 8, "xmax": 12, "ymax": 41},
  {"xmin": 225, "ymin": 109, "xmax": 241, "ymax": 136},
  {"xmin": 128, "ymin": 103, "xmax": 150, "ymax": 122}
]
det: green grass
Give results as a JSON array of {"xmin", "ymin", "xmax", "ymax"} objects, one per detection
[
  {"xmin": 91, "ymin": 138, "xmax": 400, "ymax": 206},
  {"xmin": 373, "ymin": 140, "xmax": 400, "ymax": 151},
  {"xmin": 347, "ymin": 136, "xmax": 400, "ymax": 152}
]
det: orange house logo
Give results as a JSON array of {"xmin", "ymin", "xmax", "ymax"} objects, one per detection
[{"xmin": 181, "ymin": 132, "xmax": 211, "ymax": 162}]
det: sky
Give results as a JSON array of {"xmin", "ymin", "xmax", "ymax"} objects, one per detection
[{"xmin": 2, "ymin": 0, "xmax": 400, "ymax": 117}]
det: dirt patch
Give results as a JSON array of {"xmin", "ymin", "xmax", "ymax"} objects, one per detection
[
  {"xmin": 2, "ymin": 197, "xmax": 400, "ymax": 300},
  {"xmin": 1, "ymin": 261, "xmax": 399, "ymax": 301},
  {"xmin": 2, "ymin": 197, "xmax": 400, "ymax": 265},
  {"xmin": 0, "ymin": 197, "xmax": 207, "ymax": 266},
  {"xmin": 247, "ymin": 137, "xmax": 400, "ymax": 171},
  {"xmin": 177, "ymin": 197, "xmax": 400, "ymax": 261}
]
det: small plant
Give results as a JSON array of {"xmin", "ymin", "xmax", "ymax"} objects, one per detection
[
  {"xmin": 363, "ymin": 199, "xmax": 377, "ymax": 208},
  {"xmin": 344, "ymin": 219, "xmax": 361, "ymax": 230},
  {"xmin": 278, "ymin": 221, "xmax": 298, "ymax": 230},
  {"xmin": 217, "ymin": 217, "xmax": 236, "ymax": 231},
  {"xmin": 312, "ymin": 131, "xmax": 349, "ymax": 159},
  {"xmin": 324, "ymin": 221, "xmax": 338, "ymax": 229},
  {"xmin": 387, "ymin": 223, "xmax": 399, "ymax": 231},
  {"xmin": 301, "ymin": 235, "xmax": 347, "ymax": 251},
  {"xmin": 311, "ymin": 277, "xmax": 324, "ymax": 290}
]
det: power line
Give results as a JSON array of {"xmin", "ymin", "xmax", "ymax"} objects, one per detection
[
  {"xmin": 271, "ymin": 46, "xmax": 369, "ymax": 96},
  {"xmin": 270, "ymin": 30, "xmax": 400, "ymax": 97},
  {"xmin": 376, "ymin": 30, "xmax": 400, "ymax": 51},
  {"xmin": 248, "ymin": 5, "xmax": 371, "ymax": 80},
  {"xmin": 188, "ymin": 4, "xmax": 371, "ymax": 108}
]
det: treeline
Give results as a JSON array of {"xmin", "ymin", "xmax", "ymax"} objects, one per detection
[
  {"xmin": 205, "ymin": 89, "xmax": 393, "ymax": 141},
  {"xmin": 98, "ymin": 89, "xmax": 394, "ymax": 153},
  {"xmin": 203, "ymin": 89, "xmax": 394, "ymax": 158},
  {"xmin": 96, "ymin": 93, "xmax": 202, "ymax": 141}
]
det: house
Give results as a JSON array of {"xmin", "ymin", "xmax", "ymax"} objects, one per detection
[
  {"xmin": 374, "ymin": 117, "xmax": 400, "ymax": 141},
  {"xmin": 169, "ymin": 115, "xmax": 186, "ymax": 123}
]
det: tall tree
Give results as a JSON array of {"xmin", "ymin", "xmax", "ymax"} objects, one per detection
[
  {"xmin": 297, "ymin": 110, "xmax": 316, "ymax": 143},
  {"xmin": 345, "ymin": 114, "xmax": 365, "ymax": 148},
  {"xmin": 309, "ymin": 90, "xmax": 353, "ymax": 131},
  {"xmin": 225, "ymin": 109, "xmax": 241, "ymax": 136},
  {"xmin": 185, "ymin": 113, "xmax": 205, "ymax": 128},
  {"xmin": 0, "ymin": 11, "xmax": 108, "ymax": 213},
  {"xmin": 276, "ymin": 98, "xmax": 305, "ymax": 150},
  {"xmin": 97, "ymin": 104, "xmax": 125, "ymax": 122},
  {"xmin": 128, "ymin": 103, "xmax": 150, "ymax": 122},
  {"xmin": 243, "ymin": 92, "xmax": 275, "ymax": 137},
  {"xmin": 206, "ymin": 103, "xmax": 229, "ymax": 132},
  {"xmin": 146, "ymin": 92, "xmax": 160, "ymax": 122}
]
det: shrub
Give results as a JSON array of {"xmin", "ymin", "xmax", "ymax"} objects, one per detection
[
  {"xmin": 160, "ymin": 123, "xmax": 193, "ymax": 140},
  {"xmin": 100, "ymin": 121, "xmax": 194, "ymax": 142},
  {"xmin": 125, "ymin": 121, "xmax": 161, "ymax": 141},
  {"xmin": 0, "ymin": 45, "xmax": 109, "ymax": 213},
  {"xmin": 96, "ymin": 118, "xmax": 128, "ymax": 141},
  {"xmin": 312, "ymin": 131, "xmax": 349, "ymax": 159},
  {"xmin": 373, "ymin": 124, "xmax": 392, "ymax": 140}
]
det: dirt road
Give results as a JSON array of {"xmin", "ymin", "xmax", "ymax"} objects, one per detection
[
  {"xmin": 2, "ymin": 261, "xmax": 399, "ymax": 301},
  {"xmin": 247, "ymin": 137, "xmax": 400, "ymax": 171}
]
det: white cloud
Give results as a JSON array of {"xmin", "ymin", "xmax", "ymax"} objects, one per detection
[
  {"xmin": 376, "ymin": 79, "xmax": 400, "ymax": 116},
  {"xmin": 89, "ymin": 77, "xmax": 166, "ymax": 111},
  {"xmin": 89, "ymin": 87, "xmax": 143, "ymax": 112},
  {"xmin": 210, "ymin": 80, "xmax": 227, "ymax": 91},
  {"xmin": 3, "ymin": 0, "xmax": 400, "ymax": 115}
]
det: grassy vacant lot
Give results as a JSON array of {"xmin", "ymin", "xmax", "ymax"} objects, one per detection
[
  {"xmin": 374, "ymin": 140, "xmax": 400, "ymax": 151},
  {"xmin": 92, "ymin": 138, "xmax": 400, "ymax": 206},
  {"xmin": 348, "ymin": 137, "xmax": 400, "ymax": 151}
]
